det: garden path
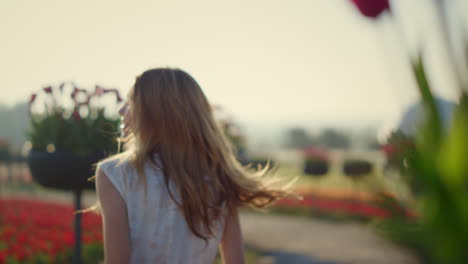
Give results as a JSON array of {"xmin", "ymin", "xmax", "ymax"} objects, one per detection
[{"xmin": 240, "ymin": 212, "xmax": 419, "ymax": 264}]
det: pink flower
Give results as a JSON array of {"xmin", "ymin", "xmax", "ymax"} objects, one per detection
[
  {"xmin": 302, "ymin": 147, "xmax": 330, "ymax": 161},
  {"xmin": 350, "ymin": 0, "xmax": 390, "ymax": 18},
  {"xmin": 43, "ymin": 86, "xmax": 53, "ymax": 94}
]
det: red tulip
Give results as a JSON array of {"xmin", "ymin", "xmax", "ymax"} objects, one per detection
[
  {"xmin": 0, "ymin": 251, "xmax": 6, "ymax": 263},
  {"xmin": 72, "ymin": 109, "xmax": 81, "ymax": 120},
  {"xmin": 0, "ymin": 198, "xmax": 104, "ymax": 262},
  {"xmin": 350, "ymin": 0, "xmax": 390, "ymax": 18},
  {"xmin": 43, "ymin": 86, "xmax": 53, "ymax": 94},
  {"xmin": 29, "ymin": 93, "xmax": 37, "ymax": 105}
]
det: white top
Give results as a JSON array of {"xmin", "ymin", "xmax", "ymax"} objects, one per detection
[{"xmin": 98, "ymin": 153, "xmax": 226, "ymax": 264}]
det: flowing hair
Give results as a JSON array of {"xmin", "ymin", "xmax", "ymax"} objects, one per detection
[{"xmin": 84, "ymin": 68, "xmax": 295, "ymax": 240}]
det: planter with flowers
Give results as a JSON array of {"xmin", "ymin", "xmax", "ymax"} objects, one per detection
[
  {"xmin": 26, "ymin": 82, "xmax": 122, "ymax": 264},
  {"xmin": 302, "ymin": 147, "xmax": 330, "ymax": 176},
  {"xmin": 27, "ymin": 83, "xmax": 122, "ymax": 190}
]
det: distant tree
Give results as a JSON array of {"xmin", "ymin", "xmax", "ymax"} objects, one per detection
[
  {"xmin": 0, "ymin": 102, "xmax": 29, "ymax": 150},
  {"xmin": 317, "ymin": 128, "xmax": 350, "ymax": 149},
  {"xmin": 367, "ymin": 138, "xmax": 381, "ymax": 150},
  {"xmin": 359, "ymin": 129, "xmax": 381, "ymax": 150},
  {"xmin": 284, "ymin": 127, "xmax": 314, "ymax": 149},
  {"xmin": 0, "ymin": 137, "xmax": 11, "ymax": 162}
]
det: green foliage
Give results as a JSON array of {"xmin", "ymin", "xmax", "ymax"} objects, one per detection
[
  {"xmin": 213, "ymin": 246, "xmax": 262, "ymax": 264},
  {"xmin": 28, "ymin": 107, "xmax": 120, "ymax": 157},
  {"xmin": 0, "ymin": 148, "xmax": 11, "ymax": 162},
  {"xmin": 384, "ymin": 131, "xmax": 414, "ymax": 172},
  {"xmin": 0, "ymin": 138, "xmax": 11, "ymax": 162},
  {"xmin": 83, "ymin": 243, "xmax": 104, "ymax": 264},
  {"xmin": 317, "ymin": 128, "xmax": 350, "ymax": 149},
  {"xmin": 284, "ymin": 127, "xmax": 314, "ymax": 149}
]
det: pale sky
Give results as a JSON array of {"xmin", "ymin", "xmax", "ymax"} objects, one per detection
[{"xmin": 1, "ymin": 0, "xmax": 466, "ymax": 126}]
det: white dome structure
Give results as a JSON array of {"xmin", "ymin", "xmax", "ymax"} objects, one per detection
[
  {"xmin": 398, "ymin": 97, "xmax": 456, "ymax": 137},
  {"xmin": 378, "ymin": 96, "xmax": 456, "ymax": 143}
]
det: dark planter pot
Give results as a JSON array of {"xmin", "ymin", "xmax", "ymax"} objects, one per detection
[
  {"xmin": 304, "ymin": 159, "xmax": 329, "ymax": 176},
  {"xmin": 343, "ymin": 160, "xmax": 373, "ymax": 178},
  {"xmin": 27, "ymin": 150, "xmax": 106, "ymax": 191}
]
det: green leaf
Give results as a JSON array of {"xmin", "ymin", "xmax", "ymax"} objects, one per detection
[{"xmin": 437, "ymin": 100, "xmax": 468, "ymax": 188}]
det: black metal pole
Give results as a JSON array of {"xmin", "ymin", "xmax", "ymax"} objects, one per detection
[
  {"xmin": 7, "ymin": 159, "xmax": 13, "ymax": 183},
  {"xmin": 73, "ymin": 189, "xmax": 82, "ymax": 264}
]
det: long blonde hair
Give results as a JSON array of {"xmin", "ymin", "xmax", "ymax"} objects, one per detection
[{"xmin": 86, "ymin": 68, "xmax": 294, "ymax": 240}]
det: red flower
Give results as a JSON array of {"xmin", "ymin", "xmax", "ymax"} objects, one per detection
[
  {"xmin": 302, "ymin": 147, "xmax": 330, "ymax": 161},
  {"xmin": 381, "ymin": 143, "xmax": 398, "ymax": 156},
  {"xmin": 72, "ymin": 109, "xmax": 81, "ymax": 120},
  {"xmin": 350, "ymin": 0, "xmax": 390, "ymax": 18},
  {"xmin": 0, "ymin": 198, "xmax": 104, "ymax": 262},
  {"xmin": 43, "ymin": 86, "xmax": 53, "ymax": 94},
  {"xmin": 0, "ymin": 251, "xmax": 6, "ymax": 263},
  {"xmin": 29, "ymin": 94, "xmax": 37, "ymax": 105}
]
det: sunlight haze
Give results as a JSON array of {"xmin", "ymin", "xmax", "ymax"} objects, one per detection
[{"xmin": 1, "ymin": 0, "xmax": 466, "ymax": 125}]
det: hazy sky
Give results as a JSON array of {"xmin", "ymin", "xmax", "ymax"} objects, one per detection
[{"xmin": 1, "ymin": 0, "xmax": 467, "ymax": 126}]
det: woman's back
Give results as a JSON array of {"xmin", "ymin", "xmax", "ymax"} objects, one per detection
[
  {"xmin": 90, "ymin": 67, "xmax": 290, "ymax": 264},
  {"xmin": 98, "ymin": 153, "xmax": 226, "ymax": 264}
]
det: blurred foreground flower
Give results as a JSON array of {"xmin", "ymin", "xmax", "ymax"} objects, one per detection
[
  {"xmin": 350, "ymin": 0, "xmax": 390, "ymax": 18},
  {"xmin": 351, "ymin": 1, "xmax": 468, "ymax": 263}
]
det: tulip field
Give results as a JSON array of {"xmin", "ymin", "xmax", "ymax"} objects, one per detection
[
  {"xmin": 0, "ymin": 156, "xmax": 417, "ymax": 263},
  {"xmin": 0, "ymin": 198, "xmax": 103, "ymax": 264},
  {"xmin": 272, "ymin": 189, "xmax": 416, "ymax": 221}
]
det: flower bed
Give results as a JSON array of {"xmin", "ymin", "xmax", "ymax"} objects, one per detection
[
  {"xmin": 274, "ymin": 189, "xmax": 416, "ymax": 221},
  {"xmin": 0, "ymin": 198, "xmax": 103, "ymax": 264}
]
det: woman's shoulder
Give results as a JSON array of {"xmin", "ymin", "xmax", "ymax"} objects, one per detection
[{"xmin": 97, "ymin": 152, "xmax": 133, "ymax": 174}]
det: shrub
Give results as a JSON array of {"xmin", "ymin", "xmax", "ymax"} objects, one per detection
[{"xmin": 0, "ymin": 139, "xmax": 11, "ymax": 162}]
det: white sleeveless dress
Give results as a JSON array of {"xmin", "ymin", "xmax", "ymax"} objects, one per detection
[{"xmin": 97, "ymin": 153, "xmax": 226, "ymax": 264}]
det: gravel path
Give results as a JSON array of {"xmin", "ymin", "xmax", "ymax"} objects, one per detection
[{"xmin": 240, "ymin": 213, "xmax": 419, "ymax": 264}]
